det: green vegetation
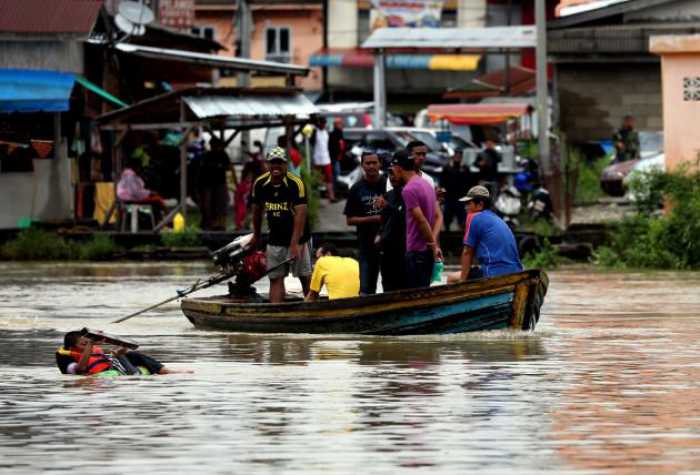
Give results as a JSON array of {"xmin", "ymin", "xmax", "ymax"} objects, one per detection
[
  {"xmin": 299, "ymin": 162, "xmax": 321, "ymax": 230},
  {"xmin": 0, "ymin": 229, "xmax": 119, "ymax": 261},
  {"xmin": 160, "ymin": 226, "xmax": 202, "ymax": 248},
  {"xmin": 563, "ymin": 145, "xmax": 610, "ymax": 205},
  {"xmin": 594, "ymin": 166, "xmax": 700, "ymax": 270},
  {"xmin": 522, "ymin": 238, "xmax": 560, "ymax": 270}
]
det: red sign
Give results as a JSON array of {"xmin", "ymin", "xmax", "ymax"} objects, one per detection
[{"xmin": 159, "ymin": 0, "xmax": 195, "ymax": 30}]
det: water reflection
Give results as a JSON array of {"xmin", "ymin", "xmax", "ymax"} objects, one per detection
[{"xmin": 1, "ymin": 264, "xmax": 700, "ymax": 473}]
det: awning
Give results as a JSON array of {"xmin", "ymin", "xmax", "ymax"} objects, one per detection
[
  {"xmin": 0, "ymin": 68, "xmax": 129, "ymax": 114},
  {"xmin": 97, "ymin": 87, "xmax": 319, "ymax": 131},
  {"xmin": 427, "ymin": 103, "xmax": 531, "ymax": 125},
  {"xmin": 444, "ymin": 66, "xmax": 536, "ymax": 100},
  {"xmin": 0, "ymin": 69, "xmax": 75, "ymax": 113},
  {"xmin": 115, "ymin": 43, "xmax": 309, "ymax": 76},
  {"xmin": 310, "ymin": 49, "xmax": 480, "ymax": 71},
  {"xmin": 184, "ymin": 94, "xmax": 316, "ymax": 121},
  {"xmin": 362, "ymin": 26, "xmax": 537, "ymax": 50}
]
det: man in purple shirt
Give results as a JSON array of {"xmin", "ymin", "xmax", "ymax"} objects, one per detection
[{"xmin": 392, "ymin": 150, "xmax": 443, "ymax": 289}]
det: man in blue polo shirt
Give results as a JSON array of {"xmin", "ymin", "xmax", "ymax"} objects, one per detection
[{"xmin": 457, "ymin": 185, "xmax": 523, "ymax": 280}]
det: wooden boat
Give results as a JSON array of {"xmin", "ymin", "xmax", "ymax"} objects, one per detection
[{"xmin": 181, "ymin": 269, "xmax": 548, "ymax": 335}]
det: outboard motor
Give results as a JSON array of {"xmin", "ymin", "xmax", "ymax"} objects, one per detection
[{"xmin": 211, "ymin": 234, "xmax": 266, "ymax": 297}]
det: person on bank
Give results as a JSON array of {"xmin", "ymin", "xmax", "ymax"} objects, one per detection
[
  {"xmin": 449, "ymin": 185, "xmax": 523, "ymax": 282},
  {"xmin": 305, "ymin": 243, "xmax": 360, "ymax": 301},
  {"xmin": 612, "ymin": 114, "xmax": 640, "ymax": 163},
  {"xmin": 343, "ymin": 152, "xmax": 387, "ymax": 295},
  {"xmin": 250, "ymin": 147, "xmax": 312, "ymax": 303},
  {"xmin": 393, "ymin": 150, "xmax": 443, "ymax": 289},
  {"xmin": 116, "ymin": 157, "xmax": 166, "ymax": 221},
  {"xmin": 56, "ymin": 331, "xmax": 183, "ymax": 376},
  {"xmin": 439, "ymin": 147, "xmax": 474, "ymax": 231}
]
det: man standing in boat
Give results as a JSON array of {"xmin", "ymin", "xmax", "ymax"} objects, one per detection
[
  {"xmin": 250, "ymin": 147, "xmax": 312, "ymax": 303},
  {"xmin": 392, "ymin": 150, "xmax": 443, "ymax": 289},
  {"xmin": 343, "ymin": 152, "xmax": 386, "ymax": 294},
  {"xmin": 453, "ymin": 185, "xmax": 523, "ymax": 281}
]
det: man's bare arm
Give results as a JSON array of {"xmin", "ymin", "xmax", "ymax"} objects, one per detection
[{"xmin": 460, "ymin": 246, "xmax": 475, "ymax": 281}]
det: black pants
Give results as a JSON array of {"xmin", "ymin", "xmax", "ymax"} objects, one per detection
[
  {"xmin": 405, "ymin": 250, "xmax": 434, "ymax": 289},
  {"xmin": 117, "ymin": 351, "xmax": 164, "ymax": 375},
  {"xmin": 359, "ymin": 248, "xmax": 381, "ymax": 295},
  {"xmin": 380, "ymin": 250, "xmax": 406, "ymax": 292}
]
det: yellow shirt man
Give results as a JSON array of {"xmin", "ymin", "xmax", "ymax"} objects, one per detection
[{"xmin": 307, "ymin": 254, "xmax": 360, "ymax": 301}]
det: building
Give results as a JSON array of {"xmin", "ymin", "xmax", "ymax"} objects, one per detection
[
  {"xmin": 549, "ymin": 0, "xmax": 700, "ymax": 144},
  {"xmin": 193, "ymin": 0, "xmax": 324, "ymax": 93}
]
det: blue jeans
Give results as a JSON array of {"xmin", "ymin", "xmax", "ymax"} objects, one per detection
[
  {"xmin": 359, "ymin": 248, "xmax": 381, "ymax": 295},
  {"xmin": 405, "ymin": 250, "xmax": 434, "ymax": 289}
]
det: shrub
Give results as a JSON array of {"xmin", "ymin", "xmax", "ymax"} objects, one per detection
[
  {"xmin": 160, "ymin": 226, "xmax": 202, "ymax": 248},
  {"xmin": 522, "ymin": 238, "xmax": 560, "ymax": 270},
  {"xmin": 595, "ymin": 166, "xmax": 700, "ymax": 270},
  {"xmin": 79, "ymin": 235, "xmax": 119, "ymax": 260},
  {"xmin": 0, "ymin": 229, "xmax": 78, "ymax": 260}
]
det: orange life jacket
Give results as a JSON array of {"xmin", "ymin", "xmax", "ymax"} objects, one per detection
[{"xmin": 57, "ymin": 345, "xmax": 113, "ymax": 375}]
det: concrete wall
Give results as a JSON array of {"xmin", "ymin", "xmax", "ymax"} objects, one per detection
[
  {"xmin": 0, "ymin": 38, "xmax": 85, "ymax": 73},
  {"xmin": 329, "ymin": 0, "xmax": 358, "ymax": 48},
  {"xmin": 0, "ymin": 155, "xmax": 74, "ymax": 229},
  {"xmin": 651, "ymin": 35, "xmax": 700, "ymax": 171},
  {"xmin": 555, "ymin": 62, "xmax": 663, "ymax": 143}
]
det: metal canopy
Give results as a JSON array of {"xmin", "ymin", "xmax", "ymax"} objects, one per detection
[
  {"xmin": 114, "ymin": 43, "xmax": 310, "ymax": 76},
  {"xmin": 362, "ymin": 26, "xmax": 537, "ymax": 50},
  {"xmin": 97, "ymin": 87, "xmax": 318, "ymax": 130},
  {"xmin": 0, "ymin": 68, "xmax": 75, "ymax": 113}
]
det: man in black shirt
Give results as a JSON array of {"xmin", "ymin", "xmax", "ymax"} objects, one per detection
[
  {"xmin": 378, "ymin": 167, "xmax": 406, "ymax": 292},
  {"xmin": 251, "ymin": 147, "xmax": 311, "ymax": 303},
  {"xmin": 343, "ymin": 152, "xmax": 387, "ymax": 294},
  {"xmin": 439, "ymin": 148, "xmax": 474, "ymax": 231}
]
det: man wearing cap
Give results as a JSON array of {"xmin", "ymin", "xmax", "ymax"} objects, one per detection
[
  {"xmin": 250, "ymin": 147, "xmax": 312, "ymax": 303},
  {"xmin": 454, "ymin": 185, "xmax": 523, "ymax": 281},
  {"xmin": 392, "ymin": 150, "xmax": 443, "ymax": 289}
]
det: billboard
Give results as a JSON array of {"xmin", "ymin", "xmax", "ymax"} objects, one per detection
[{"xmin": 370, "ymin": 0, "xmax": 444, "ymax": 30}]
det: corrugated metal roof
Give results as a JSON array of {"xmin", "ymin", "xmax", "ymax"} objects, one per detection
[
  {"xmin": 0, "ymin": 69, "xmax": 76, "ymax": 113},
  {"xmin": 184, "ymin": 93, "xmax": 317, "ymax": 120},
  {"xmin": 115, "ymin": 43, "xmax": 309, "ymax": 76},
  {"xmin": 0, "ymin": 0, "xmax": 102, "ymax": 34},
  {"xmin": 362, "ymin": 26, "xmax": 537, "ymax": 50}
]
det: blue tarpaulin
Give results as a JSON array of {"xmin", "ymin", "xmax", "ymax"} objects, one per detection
[{"xmin": 0, "ymin": 69, "xmax": 76, "ymax": 113}]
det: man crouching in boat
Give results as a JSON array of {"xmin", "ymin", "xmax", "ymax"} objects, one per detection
[
  {"xmin": 56, "ymin": 331, "xmax": 181, "ymax": 376},
  {"xmin": 448, "ymin": 186, "xmax": 523, "ymax": 282},
  {"xmin": 305, "ymin": 243, "xmax": 360, "ymax": 301}
]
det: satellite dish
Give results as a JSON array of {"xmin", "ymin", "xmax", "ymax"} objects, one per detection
[
  {"xmin": 118, "ymin": 0, "xmax": 155, "ymax": 25},
  {"xmin": 115, "ymin": 13, "xmax": 146, "ymax": 36}
]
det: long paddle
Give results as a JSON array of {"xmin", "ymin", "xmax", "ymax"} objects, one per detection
[{"xmin": 111, "ymin": 257, "xmax": 295, "ymax": 324}]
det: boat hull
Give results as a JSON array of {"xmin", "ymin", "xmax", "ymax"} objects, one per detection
[{"xmin": 181, "ymin": 270, "xmax": 548, "ymax": 335}]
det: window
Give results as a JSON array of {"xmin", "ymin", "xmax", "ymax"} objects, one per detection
[
  {"xmin": 191, "ymin": 26, "xmax": 215, "ymax": 41},
  {"xmin": 265, "ymin": 27, "xmax": 291, "ymax": 63}
]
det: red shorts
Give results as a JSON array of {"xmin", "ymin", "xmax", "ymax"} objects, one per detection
[{"xmin": 316, "ymin": 164, "xmax": 333, "ymax": 184}]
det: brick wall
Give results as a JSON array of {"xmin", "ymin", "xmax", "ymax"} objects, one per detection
[{"xmin": 556, "ymin": 63, "xmax": 663, "ymax": 143}]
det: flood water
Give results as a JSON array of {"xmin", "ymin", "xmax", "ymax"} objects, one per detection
[{"xmin": 1, "ymin": 262, "xmax": 700, "ymax": 474}]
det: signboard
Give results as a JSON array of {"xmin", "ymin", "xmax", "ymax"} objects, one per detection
[
  {"xmin": 370, "ymin": 0, "xmax": 444, "ymax": 31},
  {"xmin": 158, "ymin": 0, "xmax": 195, "ymax": 30}
]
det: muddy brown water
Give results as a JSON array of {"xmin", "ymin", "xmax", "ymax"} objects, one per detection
[{"xmin": 1, "ymin": 262, "xmax": 700, "ymax": 474}]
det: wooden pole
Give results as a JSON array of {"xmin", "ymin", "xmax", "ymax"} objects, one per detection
[{"xmin": 180, "ymin": 99, "xmax": 188, "ymax": 226}]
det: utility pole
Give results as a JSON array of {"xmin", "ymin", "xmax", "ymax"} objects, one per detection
[
  {"xmin": 236, "ymin": 0, "xmax": 252, "ymax": 153},
  {"xmin": 535, "ymin": 0, "xmax": 550, "ymax": 176}
]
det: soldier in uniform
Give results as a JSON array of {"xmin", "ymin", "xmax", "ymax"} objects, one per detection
[{"xmin": 612, "ymin": 115, "xmax": 640, "ymax": 163}]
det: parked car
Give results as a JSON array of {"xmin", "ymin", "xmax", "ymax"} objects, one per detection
[
  {"xmin": 343, "ymin": 127, "xmax": 449, "ymax": 178},
  {"xmin": 600, "ymin": 131, "xmax": 664, "ymax": 197}
]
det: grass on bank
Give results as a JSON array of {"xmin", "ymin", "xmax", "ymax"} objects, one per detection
[{"xmin": 0, "ymin": 229, "xmax": 120, "ymax": 261}]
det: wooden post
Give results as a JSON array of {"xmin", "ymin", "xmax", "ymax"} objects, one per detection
[{"xmin": 180, "ymin": 99, "xmax": 188, "ymax": 226}]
